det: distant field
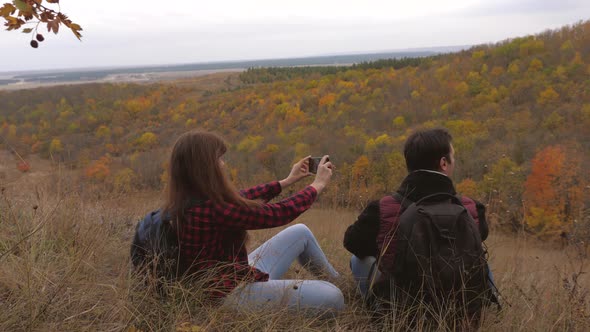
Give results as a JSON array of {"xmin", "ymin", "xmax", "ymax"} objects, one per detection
[
  {"xmin": 0, "ymin": 50, "xmax": 438, "ymax": 90},
  {"xmin": 0, "ymin": 68, "xmax": 243, "ymax": 91}
]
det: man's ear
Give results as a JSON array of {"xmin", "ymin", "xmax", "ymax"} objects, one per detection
[{"xmin": 440, "ymin": 157, "xmax": 448, "ymax": 172}]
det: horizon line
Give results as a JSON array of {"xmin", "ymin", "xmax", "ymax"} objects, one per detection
[{"xmin": 0, "ymin": 44, "xmax": 470, "ymax": 76}]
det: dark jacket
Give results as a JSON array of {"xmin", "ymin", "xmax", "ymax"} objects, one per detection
[{"xmin": 343, "ymin": 170, "xmax": 489, "ymax": 259}]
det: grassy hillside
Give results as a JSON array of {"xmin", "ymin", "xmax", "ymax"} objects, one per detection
[{"xmin": 0, "ymin": 170, "xmax": 588, "ymax": 331}]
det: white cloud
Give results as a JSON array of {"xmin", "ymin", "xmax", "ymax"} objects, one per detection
[{"xmin": 460, "ymin": 0, "xmax": 589, "ymax": 16}]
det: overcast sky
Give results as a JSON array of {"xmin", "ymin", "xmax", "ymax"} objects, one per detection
[{"xmin": 1, "ymin": 0, "xmax": 590, "ymax": 72}]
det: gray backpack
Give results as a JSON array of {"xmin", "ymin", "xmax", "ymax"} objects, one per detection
[{"xmin": 370, "ymin": 193, "xmax": 495, "ymax": 322}]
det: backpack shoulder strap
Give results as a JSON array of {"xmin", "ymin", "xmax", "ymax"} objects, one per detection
[
  {"xmin": 392, "ymin": 192, "xmax": 413, "ymax": 210},
  {"xmin": 415, "ymin": 192, "xmax": 463, "ymax": 205}
]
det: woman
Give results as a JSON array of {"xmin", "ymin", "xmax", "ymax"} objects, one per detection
[{"xmin": 163, "ymin": 130, "xmax": 344, "ymax": 313}]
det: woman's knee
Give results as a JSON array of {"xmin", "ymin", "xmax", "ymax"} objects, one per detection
[
  {"xmin": 327, "ymin": 284, "xmax": 345, "ymax": 310},
  {"xmin": 321, "ymin": 282, "xmax": 345, "ymax": 310},
  {"xmin": 285, "ymin": 223, "xmax": 313, "ymax": 238},
  {"xmin": 301, "ymin": 281, "xmax": 345, "ymax": 311}
]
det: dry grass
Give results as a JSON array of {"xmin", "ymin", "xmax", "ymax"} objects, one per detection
[{"xmin": 1, "ymin": 169, "xmax": 589, "ymax": 331}]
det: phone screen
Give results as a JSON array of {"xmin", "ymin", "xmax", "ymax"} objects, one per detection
[{"xmin": 309, "ymin": 156, "xmax": 326, "ymax": 174}]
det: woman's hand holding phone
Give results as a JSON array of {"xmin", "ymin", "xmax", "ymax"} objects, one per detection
[
  {"xmin": 310, "ymin": 155, "xmax": 333, "ymax": 194},
  {"xmin": 279, "ymin": 155, "xmax": 313, "ymax": 189}
]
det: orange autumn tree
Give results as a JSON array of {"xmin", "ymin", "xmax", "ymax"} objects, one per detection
[
  {"xmin": 84, "ymin": 155, "xmax": 111, "ymax": 182},
  {"xmin": 456, "ymin": 178, "xmax": 480, "ymax": 200},
  {"xmin": 523, "ymin": 145, "xmax": 583, "ymax": 236}
]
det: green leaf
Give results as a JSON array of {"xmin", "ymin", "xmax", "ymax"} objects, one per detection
[
  {"xmin": 12, "ymin": 0, "xmax": 28, "ymax": 12},
  {"xmin": 21, "ymin": 27, "xmax": 32, "ymax": 33}
]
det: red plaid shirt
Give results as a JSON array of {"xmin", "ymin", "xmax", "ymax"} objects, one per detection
[{"xmin": 178, "ymin": 181, "xmax": 317, "ymax": 298}]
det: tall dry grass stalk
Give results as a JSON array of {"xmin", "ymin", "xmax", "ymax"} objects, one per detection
[{"xmin": 0, "ymin": 170, "xmax": 588, "ymax": 331}]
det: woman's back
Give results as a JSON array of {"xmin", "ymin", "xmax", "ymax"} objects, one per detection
[{"xmin": 177, "ymin": 181, "xmax": 317, "ymax": 297}]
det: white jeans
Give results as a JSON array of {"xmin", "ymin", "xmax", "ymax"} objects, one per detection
[{"xmin": 223, "ymin": 224, "xmax": 345, "ymax": 314}]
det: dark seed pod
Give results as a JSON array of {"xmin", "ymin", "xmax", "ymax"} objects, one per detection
[
  {"xmin": 30, "ymin": 40, "xmax": 39, "ymax": 48},
  {"xmin": 36, "ymin": 34, "xmax": 45, "ymax": 42}
]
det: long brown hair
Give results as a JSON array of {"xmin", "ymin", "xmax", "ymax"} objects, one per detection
[{"xmin": 164, "ymin": 130, "xmax": 261, "ymax": 226}]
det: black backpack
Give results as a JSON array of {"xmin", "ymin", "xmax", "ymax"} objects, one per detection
[
  {"xmin": 370, "ymin": 192, "xmax": 495, "ymax": 321},
  {"xmin": 130, "ymin": 209, "xmax": 182, "ymax": 282}
]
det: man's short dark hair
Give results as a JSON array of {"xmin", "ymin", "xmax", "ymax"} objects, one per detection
[{"xmin": 403, "ymin": 128, "xmax": 453, "ymax": 172}]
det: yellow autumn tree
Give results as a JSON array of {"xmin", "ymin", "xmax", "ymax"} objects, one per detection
[
  {"xmin": 537, "ymin": 87, "xmax": 559, "ymax": 106},
  {"xmin": 95, "ymin": 125, "xmax": 111, "ymax": 139},
  {"xmin": 49, "ymin": 138, "xmax": 63, "ymax": 154},
  {"xmin": 237, "ymin": 135, "xmax": 264, "ymax": 153},
  {"xmin": 528, "ymin": 58, "xmax": 543, "ymax": 72},
  {"xmin": 352, "ymin": 155, "xmax": 370, "ymax": 188},
  {"xmin": 134, "ymin": 132, "xmax": 158, "ymax": 150},
  {"xmin": 392, "ymin": 116, "xmax": 406, "ymax": 129},
  {"xmin": 113, "ymin": 168, "xmax": 137, "ymax": 192}
]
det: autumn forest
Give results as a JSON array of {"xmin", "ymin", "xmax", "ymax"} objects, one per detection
[{"xmin": 2, "ymin": 21, "xmax": 590, "ymax": 240}]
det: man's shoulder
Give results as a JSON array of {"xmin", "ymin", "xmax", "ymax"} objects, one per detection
[
  {"xmin": 459, "ymin": 195, "xmax": 476, "ymax": 205},
  {"xmin": 457, "ymin": 195, "xmax": 486, "ymax": 209},
  {"xmin": 378, "ymin": 194, "xmax": 405, "ymax": 218},
  {"xmin": 354, "ymin": 200, "xmax": 381, "ymax": 221},
  {"xmin": 456, "ymin": 195, "xmax": 487, "ymax": 223},
  {"xmin": 379, "ymin": 195, "xmax": 398, "ymax": 205},
  {"xmin": 354, "ymin": 195, "xmax": 403, "ymax": 221}
]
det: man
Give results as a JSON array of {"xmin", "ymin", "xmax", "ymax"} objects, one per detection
[{"xmin": 343, "ymin": 128, "xmax": 492, "ymax": 310}]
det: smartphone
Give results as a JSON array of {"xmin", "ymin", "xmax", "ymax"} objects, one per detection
[{"xmin": 309, "ymin": 156, "xmax": 329, "ymax": 174}]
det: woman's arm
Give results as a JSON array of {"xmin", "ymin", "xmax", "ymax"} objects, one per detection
[
  {"xmin": 225, "ymin": 155, "xmax": 332, "ymax": 230},
  {"xmin": 239, "ymin": 181, "xmax": 282, "ymax": 202},
  {"xmin": 216, "ymin": 186, "xmax": 318, "ymax": 230},
  {"xmin": 239, "ymin": 156, "xmax": 313, "ymax": 202}
]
